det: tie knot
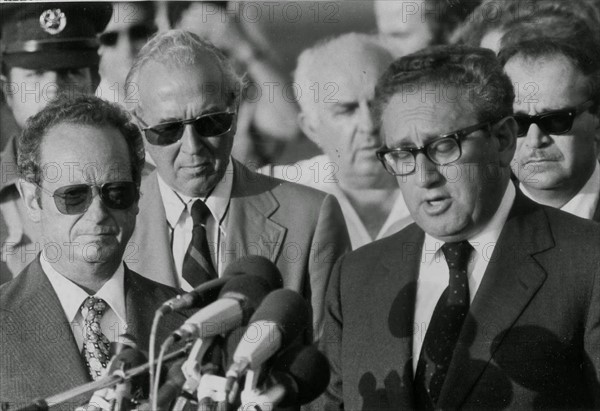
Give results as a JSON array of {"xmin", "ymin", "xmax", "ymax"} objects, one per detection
[
  {"xmin": 81, "ymin": 296, "xmax": 107, "ymax": 321},
  {"xmin": 441, "ymin": 241, "xmax": 473, "ymax": 271},
  {"xmin": 190, "ymin": 200, "xmax": 211, "ymax": 226}
]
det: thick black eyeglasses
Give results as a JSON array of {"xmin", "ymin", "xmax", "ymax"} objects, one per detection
[
  {"xmin": 514, "ymin": 99, "xmax": 594, "ymax": 137},
  {"xmin": 36, "ymin": 181, "xmax": 139, "ymax": 215},
  {"xmin": 376, "ymin": 120, "xmax": 495, "ymax": 176},
  {"xmin": 136, "ymin": 111, "xmax": 236, "ymax": 146}
]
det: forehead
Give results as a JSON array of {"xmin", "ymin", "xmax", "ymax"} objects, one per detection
[
  {"xmin": 316, "ymin": 50, "xmax": 391, "ymax": 101},
  {"xmin": 137, "ymin": 58, "xmax": 229, "ymax": 119},
  {"xmin": 104, "ymin": 2, "xmax": 152, "ymax": 31},
  {"xmin": 504, "ymin": 54, "xmax": 590, "ymax": 108},
  {"xmin": 40, "ymin": 123, "xmax": 132, "ymax": 183},
  {"xmin": 381, "ymin": 89, "xmax": 477, "ymax": 146}
]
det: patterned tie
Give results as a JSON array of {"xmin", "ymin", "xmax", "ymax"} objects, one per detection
[
  {"xmin": 81, "ymin": 296, "xmax": 111, "ymax": 380},
  {"xmin": 182, "ymin": 200, "xmax": 217, "ymax": 287},
  {"xmin": 414, "ymin": 241, "xmax": 473, "ymax": 409}
]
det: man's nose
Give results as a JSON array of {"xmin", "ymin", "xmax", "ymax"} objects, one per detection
[
  {"xmin": 181, "ymin": 124, "xmax": 208, "ymax": 154},
  {"xmin": 413, "ymin": 152, "xmax": 443, "ymax": 188},
  {"xmin": 84, "ymin": 192, "xmax": 110, "ymax": 221},
  {"xmin": 523, "ymin": 123, "xmax": 552, "ymax": 149}
]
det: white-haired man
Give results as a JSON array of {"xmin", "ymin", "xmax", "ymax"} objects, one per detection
[{"xmin": 262, "ymin": 33, "xmax": 412, "ymax": 249}]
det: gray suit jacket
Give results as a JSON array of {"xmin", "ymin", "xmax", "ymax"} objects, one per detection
[
  {"xmin": 0, "ymin": 258, "xmax": 188, "ymax": 409},
  {"xmin": 321, "ymin": 193, "xmax": 600, "ymax": 410},
  {"xmin": 127, "ymin": 160, "xmax": 350, "ymax": 338}
]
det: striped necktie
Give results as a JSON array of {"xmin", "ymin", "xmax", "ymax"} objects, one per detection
[{"xmin": 182, "ymin": 200, "xmax": 217, "ymax": 287}]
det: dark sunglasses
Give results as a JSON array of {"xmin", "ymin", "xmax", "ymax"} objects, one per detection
[
  {"xmin": 137, "ymin": 111, "xmax": 236, "ymax": 146},
  {"xmin": 37, "ymin": 181, "xmax": 139, "ymax": 215},
  {"xmin": 98, "ymin": 24, "xmax": 157, "ymax": 47},
  {"xmin": 514, "ymin": 100, "xmax": 594, "ymax": 137}
]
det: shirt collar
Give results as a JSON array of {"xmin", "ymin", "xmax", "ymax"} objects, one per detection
[
  {"xmin": 40, "ymin": 253, "xmax": 127, "ymax": 324},
  {"xmin": 423, "ymin": 181, "xmax": 516, "ymax": 264},
  {"xmin": 560, "ymin": 161, "xmax": 600, "ymax": 220},
  {"xmin": 157, "ymin": 158, "xmax": 234, "ymax": 228}
]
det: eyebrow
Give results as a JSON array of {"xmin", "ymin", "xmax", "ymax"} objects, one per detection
[{"xmin": 155, "ymin": 105, "xmax": 226, "ymax": 124}]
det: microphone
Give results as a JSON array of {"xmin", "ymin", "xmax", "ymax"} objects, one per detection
[
  {"xmin": 159, "ymin": 255, "xmax": 283, "ymax": 313},
  {"xmin": 225, "ymin": 289, "xmax": 310, "ymax": 390},
  {"xmin": 137, "ymin": 358, "xmax": 186, "ymax": 411},
  {"xmin": 245, "ymin": 345, "xmax": 331, "ymax": 409},
  {"xmin": 171, "ymin": 274, "xmax": 274, "ymax": 342}
]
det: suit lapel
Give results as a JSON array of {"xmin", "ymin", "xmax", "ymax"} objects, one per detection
[
  {"xmin": 131, "ymin": 172, "xmax": 178, "ymax": 286},
  {"xmin": 379, "ymin": 225, "xmax": 424, "ymax": 405},
  {"xmin": 11, "ymin": 260, "xmax": 90, "ymax": 396},
  {"xmin": 224, "ymin": 160, "xmax": 286, "ymax": 265},
  {"xmin": 438, "ymin": 194, "xmax": 554, "ymax": 408}
]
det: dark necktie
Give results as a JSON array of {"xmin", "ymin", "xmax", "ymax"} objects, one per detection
[
  {"xmin": 182, "ymin": 200, "xmax": 217, "ymax": 287},
  {"xmin": 81, "ymin": 296, "xmax": 111, "ymax": 380},
  {"xmin": 414, "ymin": 241, "xmax": 473, "ymax": 409}
]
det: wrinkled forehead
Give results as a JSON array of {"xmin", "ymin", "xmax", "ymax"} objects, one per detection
[{"xmin": 380, "ymin": 90, "xmax": 477, "ymax": 146}]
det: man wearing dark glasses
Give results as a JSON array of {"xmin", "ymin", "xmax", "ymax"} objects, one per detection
[
  {"xmin": 500, "ymin": 35, "xmax": 600, "ymax": 222},
  {"xmin": 320, "ymin": 46, "xmax": 600, "ymax": 410},
  {"xmin": 125, "ymin": 30, "xmax": 350, "ymax": 340},
  {"xmin": 0, "ymin": 94, "xmax": 189, "ymax": 405},
  {"xmin": 0, "ymin": 2, "xmax": 112, "ymax": 283}
]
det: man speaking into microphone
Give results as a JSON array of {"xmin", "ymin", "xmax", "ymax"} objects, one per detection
[{"xmin": 0, "ymin": 95, "xmax": 188, "ymax": 408}]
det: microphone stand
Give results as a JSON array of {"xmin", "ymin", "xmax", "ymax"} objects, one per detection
[{"xmin": 15, "ymin": 345, "xmax": 192, "ymax": 411}]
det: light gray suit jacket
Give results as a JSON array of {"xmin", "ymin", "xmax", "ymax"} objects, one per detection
[{"xmin": 127, "ymin": 160, "xmax": 350, "ymax": 339}]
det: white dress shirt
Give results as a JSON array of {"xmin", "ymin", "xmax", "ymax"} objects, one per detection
[
  {"xmin": 157, "ymin": 160, "xmax": 233, "ymax": 291},
  {"xmin": 260, "ymin": 154, "xmax": 413, "ymax": 249},
  {"xmin": 40, "ymin": 252, "xmax": 129, "ymax": 350},
  {"xmin": 521, "ymin": 161, "xmax": 600, "ymax": 220},
  {"xmin": 412, "ymin": 182, "xmax": 516, "ymax": 373}
]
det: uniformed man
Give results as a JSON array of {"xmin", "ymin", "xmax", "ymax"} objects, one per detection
[{"xmin": 0, "ymin": 3, "xmax": 112, "ymax": 282}]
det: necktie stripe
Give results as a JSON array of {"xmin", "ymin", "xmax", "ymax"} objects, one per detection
[{"xmin": 182, "ymin": 200, "xmax": 217, "ymax": 287}]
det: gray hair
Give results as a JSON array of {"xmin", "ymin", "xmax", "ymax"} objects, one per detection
[
  {"xmin": 294, "ymin": 33, "xmax": 393, "ymax": 119},
  {"xmin": 372, "ymin": 45, "xmax": 515, "ymax": 133},
  {"xmin": 125, "ymin": 29, "xmax": 242, "ymax": 114}
]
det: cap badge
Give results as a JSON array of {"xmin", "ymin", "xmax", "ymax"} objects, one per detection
[{"xmin": 39, "ymin": 8, "xmax": 67, "ymax": 35}]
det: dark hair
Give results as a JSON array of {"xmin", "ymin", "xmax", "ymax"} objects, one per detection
[
  {"xmin": 372, "ymin": 45, "xmax": 514, "ymax": 130},
  {"xmin": 18, "ymin": 93, "xmax": 145, "ymax": 185},
  {"xmin": 452, "ymin": 0, "xmax": 600, "ymax": 46},
  {"xmin": 498, "ymin": 35, "xmax": 600, "ymax": 106}
]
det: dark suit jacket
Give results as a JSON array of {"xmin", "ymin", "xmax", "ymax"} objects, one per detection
[
  {"xmin": 0, "ymin": 257, "xmax": 188, "ymax": 409},
  {"xmin": 321, "ymin": 193, "xmax": 600, "ymax": 410},
  {"xmin": 127, "ymin": 160, "xmax": 350, "ymax": 339}
]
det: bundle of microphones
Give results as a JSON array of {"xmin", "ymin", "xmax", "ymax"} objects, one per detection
[{"xmin": 15, "ymin": 256, "xmax": 330, "ymax": 411}]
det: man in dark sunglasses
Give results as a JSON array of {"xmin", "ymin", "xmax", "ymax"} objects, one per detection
[
  {"xmin": 500, "ymin": 34, "xmax": 600, "ymax": 222},
  {"xmin": 0, "ymin": 2, "xmax": 113, "ymax": 283},
  {"xmin": 96, "ymin": 2, "xmax": 157, "ymax": 104},
  {"xmin": 125, "ymin": 30, "xmax": 350, "ymax": 341},
  {"xmin": 1, "ymin": 94, "xmax": 189, "ymax": 405}
]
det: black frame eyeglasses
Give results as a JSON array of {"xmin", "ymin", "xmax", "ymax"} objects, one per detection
[
  {"xmin": 136, "ymin": 111, "xmax": 236, "ymax": 146},
  {"xmin": 514, "ymin": 99, "xmax": 594, "ymax": 137},
  {"xmin": 376, "ymin": 120, "xmax": 495, "ymax": 176},
  {"xmin": 35, "ymin": 181, "xmax": 139, "ymax": 215}
]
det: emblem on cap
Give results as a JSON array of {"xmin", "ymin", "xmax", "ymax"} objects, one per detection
[{"xmin": 39, "ymin": 9, "xmax": 67, "ymax": 35}]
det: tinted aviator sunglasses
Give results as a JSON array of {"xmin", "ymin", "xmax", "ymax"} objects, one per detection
[
  {"xmin": 514, "ymin": 99, "xmax": 594, "ymax": 137},
  {"xmin": 36, "ymin": 181, "xmax": 139, "ymax": 215},
  {"xmin": 137, "ymin": 111, "xmax": 236, "ymax": 146}
]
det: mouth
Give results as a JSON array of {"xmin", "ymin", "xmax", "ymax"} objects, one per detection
[{"xmin": 422, "ymin": 195, "xmax": 452, "ymax": 215}]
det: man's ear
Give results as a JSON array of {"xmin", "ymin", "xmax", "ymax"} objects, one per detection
[
  {"xmin": 493, "ymin": 116, "xmax": 518, "ymax": 167},
  {"xmin": 17, "ymin": 179, "xmax": 42, "ymax": 223},
  {"xmin": 297, "ymin": 111, "xmax": 320, "ymax": 147}
]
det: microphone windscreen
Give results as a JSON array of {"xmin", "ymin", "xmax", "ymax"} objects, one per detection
[
  {"xmin": 221, "ymin": 255, "xmax": 283, "ymax": 290},
  {"xmin": 250, "ymin": 289, "xmax": 310, "ymax": 345},
  {"xmin": 219, "ymin": 274, "xmax": 274, "ymax": 324},
  {"xmin": 272, "ymin": 345, "xmax": 331, "ymax": 405}
]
